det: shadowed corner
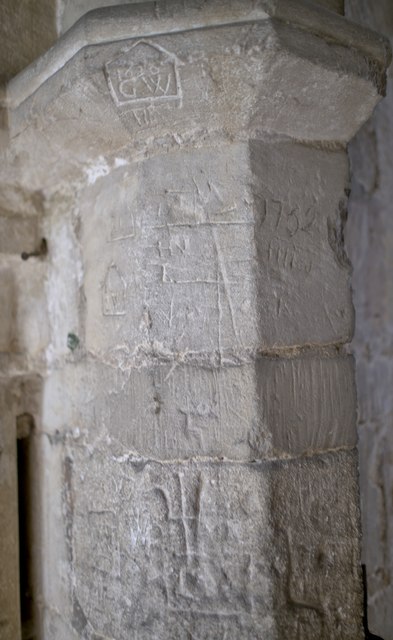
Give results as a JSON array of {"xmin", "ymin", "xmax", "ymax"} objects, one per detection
[
  {"xmin": 362, "ymin": 565, "xmax": 384, "ymax": 640},
  {"xmin": 16, "ymin": 412, "xmax": 36, "ymax": 640}
]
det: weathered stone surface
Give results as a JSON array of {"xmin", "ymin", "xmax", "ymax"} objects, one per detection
[
  {"xmin": 57, "ymin": 0, "xmax": 345, "ymax": 37},
  {"xmin": 0, "ymin": 380, "xmax": 21, "ymax": 640},
  {"xmin": 0, "ymin": 259, "xmax": 49, "ymax": 361},
  {"xmin": 0, "ymin": 3, "xmax": 388, "ymax": 639},
  {"xmin": 271, "ymin": 451, "xmax": 364, "ymax": 639},
  {"xmin": 316, "ymin": 0, "xmax": 344, "ymax": 12},
  {"xmin": 0, "ymin": 267, "xmax": 16, "ymax": 353},
  {"xmin": 347, "ymin": 0, "xmax": 393, "ymax": 640},
  {"xmin": 346, "ymin": 3, "xmax": 393, "ymax": 635},
  {"xmin": 42, "ymin": 448, "xmax": 362, "ymax": 639},
  {"xmin": 81, "ymin": 142, "xmax": 353, "ymax": 355},
  {"xmin": 59, "ymin": 0, "xmax": 142, "ymax": 34},
  {"xmin": 258, "ymin": 354, "xmax": 357, "ymax": 457},
  {"xmin": 3, "ymin": 0, "xmax": 388, "ymax": 174},
  {"xmin": 43, "ymin": 353, "xmax": 356, "ymax": 460},
  {"xmin": 16, "ymin": 261, "xmax": 51, "ymax": 361},
  {"xmin": 0, "ymin": 213, "xmax": 38, "ymax": 255}
]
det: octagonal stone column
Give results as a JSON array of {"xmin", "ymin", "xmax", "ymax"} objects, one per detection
[{"xmin": 0, "ymin": 2, "xmax": 390, "ymax": 638}]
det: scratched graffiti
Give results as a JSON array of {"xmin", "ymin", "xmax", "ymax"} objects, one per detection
[
  {"xmin": 72, "ymin": 457, "xmax": 272, "ymax": 639},
  {"xmin": 102, "ymin": 363, "xmax": 261, "ymax": 459},
  {"xmin": 83, "ymin": 147, "xmax": 260, "ymax": 355},
  {"xmin": 83, "ymin": 143, "xmax": 349, "ymax": 357},
  {"xmin": 110, "ymin": 206, "xmax": 135, "ymax": 242},
  {"xmin": 102, "ymin": 264, "xmax": 126, "ymax": 316},
  {"xmin": 105, "ymin": 40, "xmax": 182, "ymax": 109}
]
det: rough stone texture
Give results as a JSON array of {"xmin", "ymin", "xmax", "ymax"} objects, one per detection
[
  {"xmin": 57, "ymin": 0, "xmax": 343, "ymax": 35},
  {"xmin": 40, "ymin": 446, "xmax": 362, "ymax": 640},
  {"xmin": 42, "ymin": 353, "xmax": 357, "ymax": 461},
  {"xmin": 272, "ymin": 451, "xmax": 363, "ymax": 640},
  {"xmin": 0, "ymin": 0, "xmax": 344, "ymax": 79},
  {"xmin": 0, "ymin": 2, "xmax": 390, "ymax": 639},
  {"xmin": 0, "ymin": 380, "xmax": 20, "ymax": 640},
  {"xmin": 5, "ymin": 1, "xmax": 389, "ymax": 145},
  {"xmin": 0, "ymin": 0, "xmax": 57, "ymax": 84},
  {"xmin": 80, "ymin": 142, "xmax": 353, "ymax": 356},
  {"xmin": 346, "ymin": 1, "xmax": 393, "ymax": 636},
  {"xmin": 0, "ymin": 267, "xmax": 16, "ymax": 353},
  {"xmin": 0, "ymin": 257, "xmax": 49, "ymax": 362}
]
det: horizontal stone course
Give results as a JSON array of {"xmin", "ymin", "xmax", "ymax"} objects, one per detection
[
  {"xmin": 43, "ymin": 352, "xmax": 356, "ymax": 461},
  {"xmin": 81, "ymin": 141, "xmax": 353, "ymax": 356},
  {"xmin": 60, "ymin": 448, "xmax": 363, "ymax": 639}
]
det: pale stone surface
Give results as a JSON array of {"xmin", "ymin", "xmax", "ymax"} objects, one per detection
[
  {"xmin": 0, "ymin": 2, "xmax": 389, "ymax": 639},
  {"xmin": 0, "ymin": 267, "xmax": 16, "ymax": 353},
  {"xmin": 81, "ymin": 142, "xmax": 353, "ymax": 355},
  {"xmin": 42, "ymin": 353, "xmax": 356, "ymax": 460},
  {"xmin": 4, "ymin": 0, "xmax": 389, "ymax": 152},
  {"xmin": 0, "ymin": 257, "xmax": 50, "ymax": 361},
  {"xmin": 0, "ymin": 214, "xmax": 38, "ymax": 255},
  {"xmin": 38, "ymin": 447, "xmax": 362, "ymax": 639}
]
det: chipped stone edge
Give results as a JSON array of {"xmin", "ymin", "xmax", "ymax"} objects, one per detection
[{"xmin": 2, "ymin": 0, "xmax": 391, "ymax": 111}]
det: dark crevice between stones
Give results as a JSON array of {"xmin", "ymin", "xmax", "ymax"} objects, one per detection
[
  {"xmin": 362, "ymin": 564, "xmax": 384, "ymax": 640},
  {"xmin": 16, "ymin": 413, "xmax": 36, "ymax": 640}
]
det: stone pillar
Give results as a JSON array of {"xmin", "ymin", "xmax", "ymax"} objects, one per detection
[{"xmin": 0, "ymin": 1, "xmax": 390, "ymax": 638}]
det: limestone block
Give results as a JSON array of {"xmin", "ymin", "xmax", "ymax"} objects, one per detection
[
  {"xmin": 0, "ymin": 213, "xmax": 38, "ymax": 255},
  {"xmin": 0, "ymin": 267, "xmax": 17, "ymax": 353},
  {"xmin": 0, "ymin": 260, "xmax": 50, "ymax": 362},
  {"xmin": 0, "ymin": 3, "xmax": 385, "ymax": 639},
  {"xmin": 14, "ymin": 261, "xmax": 50, "ymax": 360},
  {"xmin": 4, "ymin": 0, "xmax": 389, "ymax": 187},
  {"xmin": 81, "ymin": 142, "xmax": 353, "ymax": 355},
  {"xmin": 0, "ymin": 195, "xmax": 48, "ymax": 362},
  {"xmin": 42, "ymin": 353, "xmax": 356, "ymax": 460},
  {"xmin": 257, "ymin": 354, "xmax": 357, "ymax": 457},
  {"xmin": 48, "ymin": 448, "xmax": 362, "ymax": 639},
  {"xmin": 271, "ymin": 451, "xmax": 364, "ymax": 639}
]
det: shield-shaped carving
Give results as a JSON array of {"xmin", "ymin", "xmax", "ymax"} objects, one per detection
[
  {"xmin": 105, "ymin": 40, "xmax": 181, "ymax": 108},
  {"xmin": 102, "ymin": 264, "xmax": 126, "ymax": 316}
]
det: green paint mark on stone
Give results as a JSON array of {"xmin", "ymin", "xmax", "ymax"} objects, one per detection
[{"xmin": 67, "ymin": 333, "xmax": 80, "ymax": 351}]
